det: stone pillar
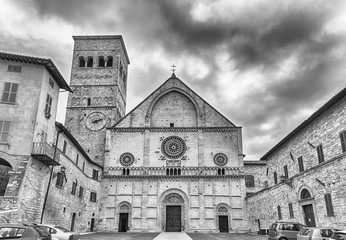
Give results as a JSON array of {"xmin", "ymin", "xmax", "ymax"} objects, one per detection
[
  {"xmin": 198, "ymin": 130, "xmax": 204, "ymax": 167},
  {"xmin": 198, "ymin": 178, "xmax": 205, "ymax": 228},
  {"xmin": 143, "ymin": 130, "xmax": 150, "ymax": 167}
]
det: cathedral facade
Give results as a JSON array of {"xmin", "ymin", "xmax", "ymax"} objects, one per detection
[{"xmin": 65, "ymin": 36, "xmax": 247, "ymax": 232}]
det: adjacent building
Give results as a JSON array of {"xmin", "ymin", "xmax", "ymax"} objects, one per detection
[{"xmin": 246, "ymin": 86, "xmax": 346, "ymax": 231}]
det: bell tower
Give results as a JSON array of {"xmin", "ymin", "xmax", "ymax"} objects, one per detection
[{"xmin": 65, "ymin": 35, "xmax": 130, "ymax": 166}]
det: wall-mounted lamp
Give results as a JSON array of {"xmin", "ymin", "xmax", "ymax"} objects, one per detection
[{"xmin": 280, "ymin": 175, "xmax": 293, "ymax": 188}]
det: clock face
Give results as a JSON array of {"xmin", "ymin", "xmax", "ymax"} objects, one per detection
[{"xmin": 85, "ymin": 112, "xmax": 106, "ymax": 131}]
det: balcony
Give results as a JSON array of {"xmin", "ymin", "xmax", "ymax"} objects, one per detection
[
  {"xmin": 103, "ymin": 166, "xmax": 244, "ymax": 179},
  {"xmin": 31, "ymin": 142, "xmax": 60, "ymax": 166}
]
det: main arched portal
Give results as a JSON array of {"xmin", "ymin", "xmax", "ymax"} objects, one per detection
[{"xmin": 159, "ymin": 189, "xmax": 189, "ymax": 232}]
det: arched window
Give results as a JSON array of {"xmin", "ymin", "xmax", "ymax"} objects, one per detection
[
  {"xmin": 301, "ymin": 189, "xmax": 311, "ymax": 200},
  {"xmin": 79, "ymin": 57, "xmax": 85, "ymax": 67},
  {"xmin": 0, "ymin": 158, "xmax": 12, "ymax": 196},
  {"xmin": 98, "ymin": 56, "xmax": 105, "ymax": 67},
  {"xmin": 87, "ymin": 97, "xmax": 91, "ymax": 106},
  {"xmin": 87, "ymin": 57, "xmax": 93, "ymax": 67},
  {"xmin": 106, "ymin": 56, "xmax": 113, "ymax": 67},
  {"xmin": 174, "ymin": 168, "xmax": 177, "ymax": 175}
]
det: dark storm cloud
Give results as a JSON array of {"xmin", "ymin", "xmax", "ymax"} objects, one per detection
[{"xmin": 11, "ymin": 0, "xmax": 346, "ymax": 159}]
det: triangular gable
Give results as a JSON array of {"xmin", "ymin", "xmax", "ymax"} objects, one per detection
[{"xmin": 110, "ymin": 75, "xmax": 237, "ymax": 129}]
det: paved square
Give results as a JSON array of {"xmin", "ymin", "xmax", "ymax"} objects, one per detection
[{"xmin": 79, "ymin": 232, "xmax": 268, "ymax": 240}]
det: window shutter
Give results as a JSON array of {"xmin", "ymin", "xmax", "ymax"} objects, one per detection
[
  {"xmin": 340, "ymin": 131, "xmax": 346, "ymax": 152},
  {"xmin": 324, "ymin": 194, "xmax": 334, "ymax": 216},
  {"xmin": 274, "ymin": 171, "xmax": 277, "ymax": 184},
  {"xmin": 288, "ymin": 203, "xmax": 294, "ymax": 218},
  {"xmin": 277, "ymin": 206, "xmax": 282, "ymax": 219},
  {"xmin": 298, "ymin": 156, "xmax": 304, "ymax": 172},
  {"xmin": 317, "ymin": 145, "xmax": 325, "ymax": 163},
  {"xmin": 284, "ymin": 165, "xmax": 289, "ymax": 179}
]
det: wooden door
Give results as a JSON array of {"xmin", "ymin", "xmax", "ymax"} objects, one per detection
[
  {"xmin": 118, "ymin": 213, "xmax": 129, "ymax": 232},
  {"xmin": 219, "ymin": 216, "xmax": 229, "ymax": 232},
  {"xmin": 303, "ymin": 204, "xmax": 316, "ymax": 227},
  {"xmin": 166, "ymin": 206, "xmax": 181, "ymax": 232}
]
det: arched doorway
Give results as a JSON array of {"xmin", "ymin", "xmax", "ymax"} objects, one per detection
[
  {"xmin": 299, "ymin": 188, "xmax": 316, "ymax": 227},
  {"xmin": 0, "ymin": 158, "xmax": 13, "ymax": 196},
  {"xmin": 160, "ymin": 190, "xmax": 189, "ymax": 232},
  {"xmin": 216, "ymin": 204, "xmax": 230, "ymax": 232},
  {"xmin": 118, "ymin": 202, "xmax": 131, "ymax": 232}
]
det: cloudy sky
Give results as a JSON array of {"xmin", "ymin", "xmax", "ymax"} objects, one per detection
[{"xmin": 1, "ymin": 0, "xmax": 346, "ymax": 160}]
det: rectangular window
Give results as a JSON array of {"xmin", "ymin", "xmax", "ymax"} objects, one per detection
[
  {"xmin": 317, "ymin": 144, "xmax": 325, "ymax": 164},
  {"xmin": 49, "ymin": 78, "xmax": 54, "ymax": 89},
  {"xmin": 288, "ymin": 203, "xmax": 294, "ymax": 218},
  {"xmin": 1, "ymin": 82, "xmax": 18, "ymax": 103},
  {"xmin": 90, "ymin": 192, "xmax": 97, "ymax": 202},
  {"xmin": 274, "ymin": 171, "xmax": 278, "ymax": 184},
  {"xmin": 7, "ymin": 65, "xmax": 22, "ymax": 73},
  {"xmin": 44, "ymin": 94, "xmax": 52, "ymax": 117},
  {"xmin": 71, "ymin": 181, "xmax": 77, "ymax": 195},
  {"xmin": 0, "ymin": 121, "xmax": 10, "ymax": 143},
  {"xmin": 76, "ymin": 154, "xmax": 79, "ymax": 166},
  {"xmin": 55, "ymin": 172, "xmax": 64, "ymax": 188},
  {"xmin": 340, "ymin": 131, "xmax": 346, "ymax": 153},
  {"xmin": 79, "ymin": 186, "xmax": 84, "ymax": 198},
  {"xmin": 63, "ymin": 140, "xmax": 67, "ymax": 154},
  {"xmin": 298, "ymin": 156, "xmax": 304, "ymax": 172},
  {"xmin": 277, "ymin": 205, "xmax": 282, "ymax": 220},
  {"xmin": 92, "ymin": 169, "xmax": 99, "ymax": 180},
  {"xmin": 284, "ymin": 165, "xmax": 289, "ymax": 179},
  {"xmin": 324, "ymin": 193, "xmax": 334, "ymax": 216},
  {"xmin": 82, "ymin": 162, "xmax": 85, "ymax": 172}
]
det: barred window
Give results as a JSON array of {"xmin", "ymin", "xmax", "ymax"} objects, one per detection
[
  {"xmin": 245, "ymin": 175, "xmax": 255, "ymax": 187},
  {"xmin": 1, "ymin": 82, "xmax": 18, "ymax": 104}
]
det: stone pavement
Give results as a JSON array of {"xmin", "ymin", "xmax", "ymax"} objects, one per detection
[
  {"xmin": 154, "ymin": 232, "xmax": 192, "ymax": 240},
  {"xmin": 79, "ymin": 232, "xmax": 268, "ymax": 240}
]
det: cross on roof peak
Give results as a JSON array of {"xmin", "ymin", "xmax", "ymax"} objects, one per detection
[{"xmin": 171, "ymin": 64, "xmax": 176, "ymax": 73}]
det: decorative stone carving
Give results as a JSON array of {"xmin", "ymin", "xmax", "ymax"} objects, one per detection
[
  {"xmin": 119, "ymin": 152, "xmax": 134, "ymax": 166},
  {"xmin": 161, "ymin": 136, "xmax": 187, "ymax": 159},
  {"xmin": 213, "ymin": 153, "xmax": 228, "ymax": 166},
  {"xmin": 164, "ymin": 193, "xmax": 184, "ymax": 204}
]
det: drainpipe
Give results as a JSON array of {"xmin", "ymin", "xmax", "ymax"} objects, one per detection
[{"xmin": 40, "ymin": 128, "xmax": 62, "ymax": 224}]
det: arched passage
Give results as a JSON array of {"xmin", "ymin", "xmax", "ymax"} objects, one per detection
[{"xmin": 0, "ymin": 158, "xmax": 13, "ymax": 196}]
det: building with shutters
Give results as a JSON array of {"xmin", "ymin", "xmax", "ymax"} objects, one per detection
[{"xmin": 245, "ymin": 86, "xmax": 346, "ymax": 232}]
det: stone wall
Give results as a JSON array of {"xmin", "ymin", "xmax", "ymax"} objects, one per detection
[
  {"xmin": 243, "ymin": 161, "xmax": 267, "ymax": 194},
  {"xmin": 246, "ymin": 92, "xmax": 346, "ymax": 230},
  {"xmin": 42, "ymin": 128, "xmax": 102, "ymax": 232}
]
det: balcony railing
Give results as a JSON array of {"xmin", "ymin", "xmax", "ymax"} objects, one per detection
[
  {"xmin": 31, "ymin": 142, "xmax": 60, "ymax": 166},
  {"xmin": 103, "ymin": 166, "xmax": 244, "ymax": 178}
]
